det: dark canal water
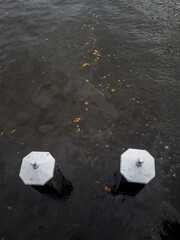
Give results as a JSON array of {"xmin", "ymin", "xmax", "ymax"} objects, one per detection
[{"xmin": 0, "ymin": 0, "xmax": 180, "ymax": 239}]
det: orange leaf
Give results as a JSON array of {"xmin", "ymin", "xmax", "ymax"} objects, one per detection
[
  {"xmin": 82, "ymin": 63, "xmax": 89, "ymax": 68},
  {"xmin": 73, "ymin": 118, "xmax": 81, "ymax": 123},
  {"xmin": 165, "ymin": 146, "xmax": 169, "ymax": 149},
  {"xmin": 85, "ymin": 102, "xmax": 88, "ymax": 105},
  {"xmin": 105, "ymin": 186, "xmax": 111, "ymax": 192},
  {"xmin": 111, "ymin": 89, "xmax": 115, "ymax": 92},
  {"xmin": 20, "ymin": 142, "xmax": 24, "ymax": 145}
]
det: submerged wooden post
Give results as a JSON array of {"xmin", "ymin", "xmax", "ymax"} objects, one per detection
[{"xmin": 19, "ymin": 151, "xmax": 73, "ymax": 197}]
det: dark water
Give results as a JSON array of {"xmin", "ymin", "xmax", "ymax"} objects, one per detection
[{"xmin": 0, "ymin": 0, "xmax": 180, "ymax": 239}]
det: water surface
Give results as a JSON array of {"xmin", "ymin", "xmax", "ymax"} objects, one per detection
[{"xmin": 0, "ymin": 0, "xmax": 180, "ymax": 239}]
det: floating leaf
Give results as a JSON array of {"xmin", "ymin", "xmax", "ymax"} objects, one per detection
[
  {"xmin": 106, "ymin": 145, "xmax": 110, "ymax": 148},
  {"xmin": 85, "ymin": 79, "xmax": 89, "ymax": 83},
  {"xmin": 1, "ymin": 132, "xmax": 3, "ymax": 136},
  {"xmin": 82, "ymin": 63, "xmax": 89, "ymax": 68},
  {"xmin": 105, "ymin": 186, "xmax": 111, "ymax": 192},
  {"xmin": 84, "ymin": 102, "xmax": 88, "ymax": 105},
  {"xmin": 7, "ymin": 206, "xmax": 12, "ymax": 210},
  {"xmin": 11, "ymin": 129, "xmax": 16, "ymax": 134},
  {"xmin": 111, "ymin": 89, "xmax": 115, "ymax": 92},
  {"xmin": 73, "ymin": 118, "xmax": 81, "ymax": 123},
  {"xmin": 165, "ymin": 146, "xmax": 169, "ymax": 149}
]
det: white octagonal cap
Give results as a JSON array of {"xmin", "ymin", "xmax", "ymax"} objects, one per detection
[
  {"xmin": 120, "ymin": 148, "xmax": 155, "ymax": 184},
  {"xmin": 19, "ymin": 151, "xmax": 55, "ymax": 186}
]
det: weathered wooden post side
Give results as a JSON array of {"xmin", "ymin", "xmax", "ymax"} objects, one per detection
[
  {"xmin": 19, "ymin": 151, "xmax": 73, "ymax": 197},
  {"xmin": 113, "ymin": 148, "xmax": 155, "ymax": 195}
]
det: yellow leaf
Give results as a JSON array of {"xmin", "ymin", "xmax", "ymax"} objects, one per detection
[
  {"xmin": 1, "ymin": 132, "xmax": 3, "ymax": 136},
  {"xmin": 165, "ymin": 146, "xmax": 169, "ymax": 149},
  {"xmin": 85, "ymin": 79, "xmax": 89, "ymax": 83},
  {"xmin": 11, "ymin": 129, "xmax": 16, "ymax": 134},
  {"xmin": 85, "ymin": 102, "xmax": 88, "ymax": 105},
  {"xmin": 82, "ymin": 63, "xmax": 89, "ymax": 68},
  {"xmin": 73, "ymin": 118, "xmax": 81, "ymax": 123}
]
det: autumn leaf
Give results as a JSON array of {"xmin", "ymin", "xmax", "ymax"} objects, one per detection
[
  {"xmin": 84, "ymin": 42, "xmax": 89, "ymax": 45},
  {"xmin": 77, "ymin": 128, "xmax": 81, "ymax": 132},
  {"xmin": 1, "ymin": 132, "xmax": 3, "ymax": 136},
  {"xmin": 99, "ymin": 84, "xmax": 102, "ymax": 86},
  {"xmin": 20, "ymin": 142, "xmax": 24, "ymax": 145},
  {"xmin": 85, "ymin": 79, "xmax": 89, "ymax": 83},
  {"xmin": 11, "ymin": 129, "xmax": 16, "ymax": 134},
  {"xmin": 73, "ymin": 118, "xmax": 81, "ymax": 123},
  {"xmin": 165, "ymin": 146, "xmax": 169, "ymax": 149},
  {"xmin": 82, "ymin": 63, "xmax": 89, "ymax": 68},
  {"xmin": 7, "ymin": 206, "xmax": 12, "ymax": 210},
  {"xmin": 106, "ymin": 145, "xmax": 110, "ymax": 148},
  {"xmin": 105, "ymin": 186, "xmax": 111, "ymax": 192},
  {"xmin": 84, "ymin": 102, "xmax": 88, "ymax": 105},
  {"xmin": 111, "ymin": 89, "xmax": 115, "ymax": 92}
]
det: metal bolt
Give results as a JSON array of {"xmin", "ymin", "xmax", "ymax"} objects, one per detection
[
  {"xmin": 136, "ymin": 156, "xmax": 144, "ymax": 167},
  {"xmin": 30, "ymin": 159, "xmax": 39, "ymax": 169}
]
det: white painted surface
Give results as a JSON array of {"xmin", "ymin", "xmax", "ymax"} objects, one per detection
[
  {"xmin": 120, "ymin": 148, "xmax": 155, "ymax": 184},
  {"xmin": 19, "ymin": 151, "xmax": 55, "ymax": 185}
]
